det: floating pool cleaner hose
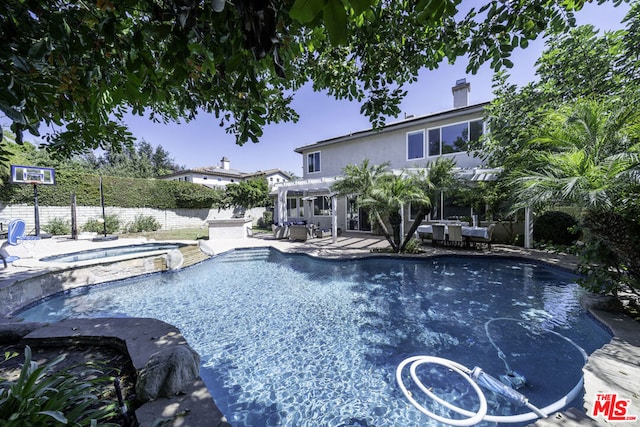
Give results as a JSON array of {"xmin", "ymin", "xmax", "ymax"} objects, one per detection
[{"xmin": 396, "ymin": 319, "xmax": 588, "ymax": 426}]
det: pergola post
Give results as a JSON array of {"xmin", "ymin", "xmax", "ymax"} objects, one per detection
[
  {"xmin": 331, "ymin": 194, "xmax": 338, "ymax": 243},
  {"xmin": 277, "ymin": 188, "xmax": 288, "ymax": 224},
  {"xmin": 524, "ymin": 206, "xmax": 532, "ymax": 249}
]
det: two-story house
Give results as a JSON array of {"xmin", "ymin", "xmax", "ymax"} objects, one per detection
[
  {"xmin": 161, "ymin": 157, "xmax": 292, "ymax": 190},
  {"xmin": 273, "ymin": 79, "xmax": 504, "ymax": 240}
]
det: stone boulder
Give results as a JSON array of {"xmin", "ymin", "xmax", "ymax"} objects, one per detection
[{"xmin": 136, "ymin": 345, "xmax": 201, "ymax": 401}]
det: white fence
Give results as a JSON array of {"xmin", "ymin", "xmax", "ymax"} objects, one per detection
[{"xmin": 0, "ymin": 204, "xmax": 267, "ymax": 233}]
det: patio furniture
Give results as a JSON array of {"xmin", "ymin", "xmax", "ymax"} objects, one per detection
[
  {"xmin": 289, "ymin": 224, "xmax": 312, "ymax": 241},
  {"xmin": 1, "ymin": 219, "xmax": 40, "ymax": 267},
  {"xmin": 431, "ymin": 224, "xmax": 446, "ymax": 246},
  {"xmin": 446, "ymin": 224, "xmax": 464, "ymax": 247},
  {"xmin": 468, "ymin": 223, "xmax": 496, "ymax": 250},
  {"xmin": 315, "ymin": 229, "xmax": 331, "ymax": 238},
  {"xmin": 272, "ymin": 224, "xmax": 289, "ymax": 239}
]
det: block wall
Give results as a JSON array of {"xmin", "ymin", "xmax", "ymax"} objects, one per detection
[{"xmin": 0, "ymin": 204, "xmax": 266, "ymax": 232}]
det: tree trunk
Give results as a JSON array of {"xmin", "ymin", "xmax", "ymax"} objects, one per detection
[{"xmin": 400, "ymin": 208, "xmax": 428, "ymax": 252}]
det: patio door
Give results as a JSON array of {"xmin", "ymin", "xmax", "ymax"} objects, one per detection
[{"xmin": 346, "ymin": 196, "xmax": 372, "ymax": 232}]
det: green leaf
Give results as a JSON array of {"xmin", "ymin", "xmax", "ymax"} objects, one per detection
[
  {"xmin": 37, "ymin": 410, "xmax": 68, "ymax": 423},
  {"xmin": 349, "ymin": 0, "xmax": 373, "ymax": 15},
  {"xmin": 323, "ymin": 0, "xmax": 348, "ymax": 46},
  {"xmin": 289, "ymin": 0, "xmax": 327, "ymax": 23},
  {"xmin": 27, "ymin": 40, "xmax": 48, "ymax": 59}
]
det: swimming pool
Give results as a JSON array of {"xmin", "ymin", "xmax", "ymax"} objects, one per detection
[
  {"xmin": 38, "ymin": 242, "xmax": 185, "ymax": 263},
  {"xmin": 18, "ymin": 248, "xmax": 611, "ymax": 426}
]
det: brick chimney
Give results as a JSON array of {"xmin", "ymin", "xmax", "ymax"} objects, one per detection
[
  {"xmin": 452, "ymin": 78, "xmax": 470, "ymax": 108},
  {"xmin": 220, "ymin": 156, "xmax": 230, "ymax": 170}
]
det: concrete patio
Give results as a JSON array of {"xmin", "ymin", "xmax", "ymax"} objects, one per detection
[{"xmin": 1, "ymin": 232, "xmax": 638, "ymax": 426}]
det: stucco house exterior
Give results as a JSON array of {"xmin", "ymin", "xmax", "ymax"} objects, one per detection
[
  {"xmin": 160, "ymin": 157, "xmax": 291, "ymax": 190},
  {"xmin": 272, "ymin": 79, "xmax": 514, "ymax": 243}
]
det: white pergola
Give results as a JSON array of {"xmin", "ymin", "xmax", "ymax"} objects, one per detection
[{"xmin": 273, "ymin": 177, "xmax": 340, "ymax": 242}]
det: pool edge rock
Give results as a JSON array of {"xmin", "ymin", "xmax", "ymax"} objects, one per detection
[{"xmin": 19, "ymin": 317, "xmax": 231, "ymax": 427}]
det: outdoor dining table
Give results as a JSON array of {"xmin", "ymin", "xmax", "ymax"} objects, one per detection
[{"xmin": 416, "ymin": 224, "xmax": 491, "ymax": 240}]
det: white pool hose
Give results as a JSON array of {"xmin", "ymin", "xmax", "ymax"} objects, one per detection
[{"xmin": 396, "ymin": 320, "xmax": 589, "ymax": 425}]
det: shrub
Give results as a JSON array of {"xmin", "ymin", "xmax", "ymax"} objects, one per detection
[
  {"xmin": 262, "ymin": 210, "xmax": 273, "ymax": 226},
  {"xmin": 83, "ymin": 214, "xmax": 121, "ymax": 234},
  {"xmin": 533, "ymin": 211, "xmax": 580, "ymax": 246},
  {"xmin": 125, "ymin": 214, "xmax": 162, "ymax": 233},
  {"xmin": 43, "ymin": 217, "xmax": 71, "ymax": 235},
  {"xmin": 401, "ymin": 238, "xmax": 424, "ymax": 254},
  {"xmin": 0, "ymin": 346, "xmax": 119, "ymax": 426}
]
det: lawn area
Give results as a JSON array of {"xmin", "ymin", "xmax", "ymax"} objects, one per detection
[
  {"xmin": 119, "ymin": 226, "xmax": 272, "ymax": 241},
  {"xmin": 120, "ymin": 228, "xmax": 209, "ymax": 241}
]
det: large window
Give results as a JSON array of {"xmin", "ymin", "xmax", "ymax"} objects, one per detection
[
  {"xmin": 313, "ymin": 196, "xmax": 332, "ymax": 216},
  {"xmin": 442, "ymin": 122, "xmax": 469, "ymax": 154},
  {"xmin": 308, "ymin": 151, "xmax": 321, "ymax": 174},
  {"xmin": 407, "ymin": 130, "xmax": 425, "ymax": 160},
  {"xmin": 428, "ymin": 119, "xmax": 484, "ymax": 156}
]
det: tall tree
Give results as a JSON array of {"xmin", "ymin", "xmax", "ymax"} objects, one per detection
[
  {"xmin": 225, "ymin": 178, "xmax": 270, "ymax": 210},
  {"xmin": 512, "ymin": 98, "xmax": 640, "ymax": 295},
  {"xmin": 2, "ymin": 0, "xmax": 624, "ymax": 164},
  {"xmin": 478, "ymin": 11, "xmax": 638, "ymax": 170}
]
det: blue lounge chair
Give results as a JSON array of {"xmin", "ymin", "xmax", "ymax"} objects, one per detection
[{"xmin": 1, "ymin": 219, "xmax": 40, "ymax": 267}]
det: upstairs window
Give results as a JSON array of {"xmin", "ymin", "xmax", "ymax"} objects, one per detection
[
  {"xmin": 308, "ymin": 151, "xmax": 321, "ymax": 174},
  {"xmin": 428, "ymin": 119, "xmax": 484, "ymax": 156},
  {"xmin": 441, "ymin": 122, "xmax": 469, "ymax": 154},
  {"xmin": 407, "ymin": 130, "xmax": 425, "ymax": 160}
]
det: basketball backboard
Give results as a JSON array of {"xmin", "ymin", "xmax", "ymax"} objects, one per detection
[{"xmin": 10, "ymin": 165, "xmax": 56, "ymax": 185}]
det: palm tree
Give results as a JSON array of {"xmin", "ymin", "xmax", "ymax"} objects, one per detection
[
  {"xmin": 512, "ymin": 98, "xmax": 640, "ymax": 294},
  {"xmin": 359, "ymin": 172, "xmax": 431, "ymax": 251},
  {"xmin": 332, "ymin": 158, "xmax": 455, "ymax": 252},
  {"xmin": 400, "ymin": 158, "xmax": 456, "ymax": 251},
  {"xmin": 514, "ymin": 99, "xmax": 640, "ymax": 211},
  {"xmin": 330, "ymin": 159, "xmax": 390, "ymax": 198}
]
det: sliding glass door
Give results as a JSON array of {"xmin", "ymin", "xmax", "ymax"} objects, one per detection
[{"xmin": 346, "ymin": 196, "xmax": 372, "ymax": 232}]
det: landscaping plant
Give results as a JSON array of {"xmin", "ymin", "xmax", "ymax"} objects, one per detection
[
  {"xmin": 0, "ymin": 346, "xmax": 119, "ymax": 426},
  {"xmin": 125, "ymin": 214, "xmax": 162, "ymax": 233},
  {"xmin": 43, "ymin": 217, "xmax": 71, "ymax": 236},
  {"xmin": 83, "ymin": 215, "xmax": 121, "ymax": 235}
]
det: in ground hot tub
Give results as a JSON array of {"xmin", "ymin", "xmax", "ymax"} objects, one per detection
[{"xmin": 39, "ymin": 242, "xmax": 185, "ymax": 263}]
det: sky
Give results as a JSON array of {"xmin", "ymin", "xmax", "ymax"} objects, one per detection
[{"xmin": 9, "ymin": 1, "xmax": 633, "ymax": 176}]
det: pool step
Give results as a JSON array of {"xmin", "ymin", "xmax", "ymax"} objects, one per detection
[
  {"xmin": 179, "ymin": 244, "xmax": 211, "ymax": 267},
  {"xmin": 215, "ymin": 248, "xmax": 271, "ymax": 263}
]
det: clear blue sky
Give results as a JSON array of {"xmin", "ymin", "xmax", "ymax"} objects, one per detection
[{"xmin": 10, "ymin": 1, "xmax": 633, "ymax": 176}]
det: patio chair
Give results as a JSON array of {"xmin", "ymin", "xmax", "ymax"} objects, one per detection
[
  {"xmin": 469, "ymin": 223, "xmax": 496, "ymax": 250},
  {"xmin": 446, "ymin": 224, "xmax": 464, "ymax": 247},
  {"xmin": 289, "ymin": 224, "xmax": 310, "ymax": 241},
  {"xmin": 272, "ymin": 223, "xmax": 289, "ymax": 239},
  {"xmin": 0, "ymin": 219, "xmax": 40, "ymax": 267},
  {"xmin": 431, "ymin": 224, "xmax": 446, "ymax": 246}
]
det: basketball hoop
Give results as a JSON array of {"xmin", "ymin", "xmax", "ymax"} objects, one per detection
[{"xmin": 10, "ymin": 165, "xmax": 57, "ymax": 238}]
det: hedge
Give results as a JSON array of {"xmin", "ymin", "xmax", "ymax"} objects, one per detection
[{"xmin": 0, "ymin": 173, "xmax": 224, "ymax": 209}]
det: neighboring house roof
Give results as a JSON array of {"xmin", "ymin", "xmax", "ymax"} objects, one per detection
[
  {"xmin": 294, "ymin": 102, "xmax": 490, "ymax": 153},
  {"xmin": 160, "ymin": 167, "xmax": 292, "ymax": 181},
  {"xmin": 161, "ymin": 166, "xmax": 244, "ymax": 179},
  {"xmin": 247, "ymin": 169, "xmax": 293, "ymax": 180}
]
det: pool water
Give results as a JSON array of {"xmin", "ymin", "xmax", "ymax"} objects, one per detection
[{"xmin": 18, "ymin": 249, "xmax": 611, "ymax": 426}]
